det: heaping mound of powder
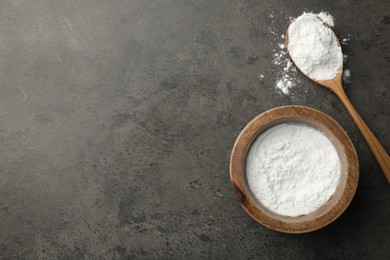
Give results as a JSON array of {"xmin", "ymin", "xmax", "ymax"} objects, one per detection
[
  {"xmin": 246, "ymin": 123, "xmax": 341, "ymax": 217},
  {"xmin": 287, "ymin": 13, "xmax": 343, "ymax": 80},
  {"xmin": 317, "ymin": 11, "xmax": 335, "ymax": 27}
]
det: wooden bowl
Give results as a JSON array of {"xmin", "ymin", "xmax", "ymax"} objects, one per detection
[{"xmin": 230, "ymin": 105, "xmax": 359, "ymax": 233}]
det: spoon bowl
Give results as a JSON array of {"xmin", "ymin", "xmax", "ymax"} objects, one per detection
[{"xmin": 286, "ymin": 21, "xmax": 343, "ymax": 92}]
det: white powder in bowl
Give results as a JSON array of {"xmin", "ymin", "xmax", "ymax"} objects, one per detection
[
  {"xmin": 287, "ymin": 13, "xmax": 343, "ymax": 80},
  {"xmin": 246, "ymin": 123, "xmax": 341, "ymax": 217}
]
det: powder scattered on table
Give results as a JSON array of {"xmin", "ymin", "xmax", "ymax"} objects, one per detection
[
  {"xmin": 246, "ymin": 123, "xmax": 341, "ymax": 217},
  {"xmin": 272, "ymin": 35, "xmax": 300, "ymax": 95},
  {"xmin": 343, "ymin": 69, "xmax": 351, "ymax": 83}
]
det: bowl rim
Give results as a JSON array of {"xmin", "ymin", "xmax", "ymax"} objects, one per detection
[{"xmin": 230, "ymin": 105, "xmax": 359, "ymax": 233}]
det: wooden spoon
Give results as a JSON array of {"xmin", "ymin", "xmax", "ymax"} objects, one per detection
[{"xmin": 286, "ymin": 23, "xmax": 390, "ymax": 184}]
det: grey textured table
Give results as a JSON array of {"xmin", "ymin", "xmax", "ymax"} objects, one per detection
[{"xmin": 0, "ymin": 1, "xmax": 389, "ymax": 259}]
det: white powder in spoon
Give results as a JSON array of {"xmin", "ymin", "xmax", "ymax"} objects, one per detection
[
  {"xmin": 287, "ymin": 13, "xmax": 343, "ymax": 80},
  {"xmin": 317, "ymin": 11, "xmax": 335, "ymax": 27},
  {"xmin": 246, "ymin": 123, "xmax": 341, "ymax": 217}
]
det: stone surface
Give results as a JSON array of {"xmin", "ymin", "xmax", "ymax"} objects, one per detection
[{"xmin": 0, "ymin": 0, "xmax": 389, "ymax": 259}]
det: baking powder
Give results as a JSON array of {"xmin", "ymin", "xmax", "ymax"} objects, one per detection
[
  {"xmin": 246, "ymin": 123, "xmax": 341, "ymax": 217},
  {"xmin": 287, "ymin": 13, "xmax": 343, "ymax": 80}
]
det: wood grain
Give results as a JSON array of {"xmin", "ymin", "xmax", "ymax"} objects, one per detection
[
  {"xmin": 230, "ymin": 105, "xmax": 359, "ymax": 233},
  {"xmin": 315, "ymin": 70, "xmax": 390, "ymax": 184}
]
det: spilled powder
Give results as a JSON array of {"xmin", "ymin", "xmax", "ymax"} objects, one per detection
[
  {"xmin": 341, "ymin": 35, "xmax": 351, "ymax": 83},
  {"xmin": 343, "ymin": 69, "xmax": 351, "ymax": 83},
  {"xmin": 272, "ymin": 35, "xmax": 300, "ymax": 95}
]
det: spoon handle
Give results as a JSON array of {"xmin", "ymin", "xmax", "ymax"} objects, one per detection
[{"xmin": 334, "ymin": 87, "xmax": 390, "ymax": 183}]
